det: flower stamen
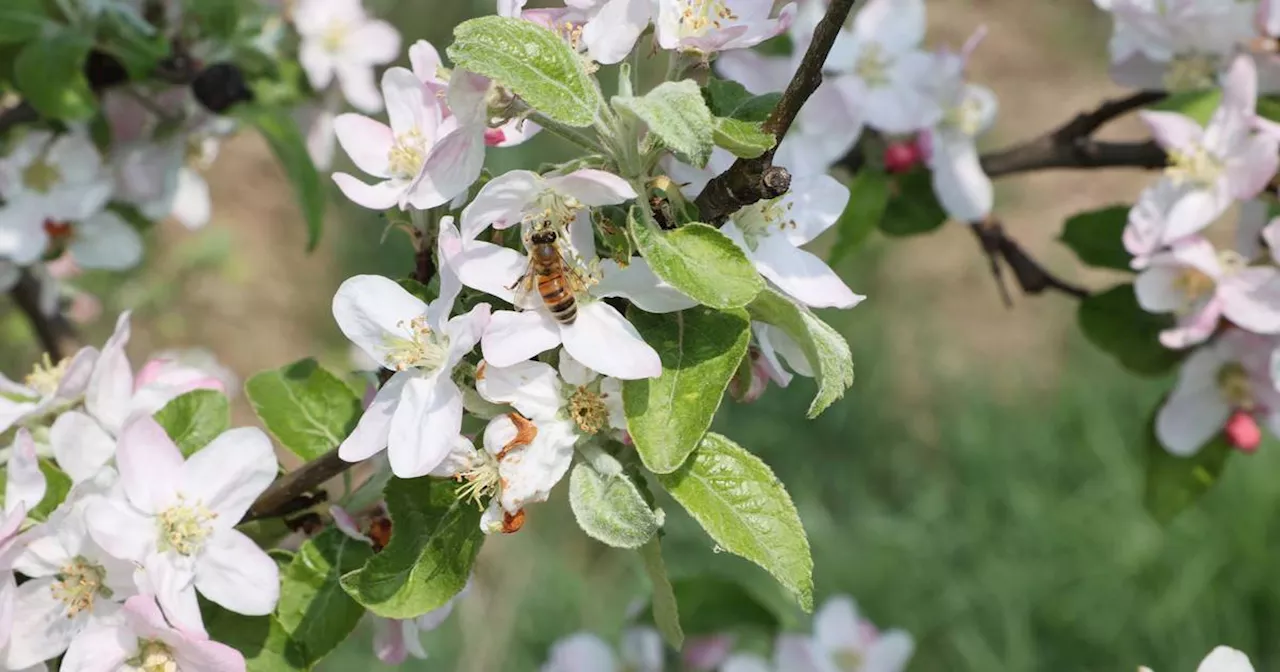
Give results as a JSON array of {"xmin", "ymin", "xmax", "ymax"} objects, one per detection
[
  {"xmin": 24, "ymin": 353, "xmax": 69, "ymax": 397},
  {"xmin": 384, "ymin": 316, "xmax": 448, "ymax": 372},
  {"xmin": 157, "ymin": 497, "xmax": 217, "ymax": 556},
  {"xmin": 568, "ymin": 385, "xmax": 608, "ymax": 434},
  {"xmin": 1165, "ymin": 146, "xmax": 1224, "ymax": 188},
  {"xmin": 127, "ymin": 640, "xmax": 178, "ymax": 672},
  {"xmin": 52, "ymin": 556, "xmax": 110, "ymax": 618},
  {"xmin": 1217, "ymin": 362, "xmax": 1255, "ymax": 410}
]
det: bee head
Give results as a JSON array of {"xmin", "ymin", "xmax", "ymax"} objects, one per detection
[{"xmin": 531, "ymin": 230, "xmax": 558, "ymax": 245}]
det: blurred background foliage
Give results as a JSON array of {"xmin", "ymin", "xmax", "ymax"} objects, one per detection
[{"xmin": 3, "ymin": 0, "xmax": 1279, "ymax": 670}]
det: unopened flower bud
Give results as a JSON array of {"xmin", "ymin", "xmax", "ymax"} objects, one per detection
[
  {"xmin": 883, "ymin": 139, "xmax": 922, "ymax": 174},
  {"xmin": 1225, "ymin": 411, "xmax": 1262, "ymax": 453}
]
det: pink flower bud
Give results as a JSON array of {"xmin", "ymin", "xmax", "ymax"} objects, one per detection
[
  {"xmin": 682, "ymin": 634, "xmax": 735, "ymax": 670},
  {"xmin": 484, "ymin": 127, "xmax": 507, "ymax": 146},
  {"xmin": 1226, "ymin": 411, "xmax": 1262, "ymax": 453},
  {"xmin": 884, "ymin": 138, "xmax": 922, "ymax": 173}
]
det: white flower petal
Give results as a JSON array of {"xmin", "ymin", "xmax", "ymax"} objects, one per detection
[
  {"xmin": 144, "ymin": 551, "xmax": 204, "ymax": 635},
  {"xmin": 481, "ymin": 310, "xmax": 562, "ymax": 366},
  {"xmin": 116, "ymin": 416, "xmax": 183, "ymax": 514},
  {"xmin": 6, "ymin": 429, "xmax": 45, "ymax": 515},
  {"xmin": 460, "ymin": 170, "xmax": 542, "ymax": 240},
  {"xmin": 85, "ymin": 497, "xmax": 154, "ymax": 562},
  {"xmin": 181, "ymin": 427, "xmax": 278, "ymax": 524},
  {"xmin": 6, "ymin": 578, "xmax": 81, "ymax": 668},
  {"xmin": 865, "ymin": 630, "xmax": 915, "ymax": 672},
  {"xmin": 544, "ymin": 169, "xmax": 637, "ymax": 206},
  {"xmin": 779, "ymin": 175, "xmax": 849, "ymax": 246},
  {"xmin": 387, "ymin": 374, "xmax": 463, "ymax": 477},
  {"xmin": 50, "ymin": 412, "xmax": 115, "ymax": 485},
  {"xmin": 332, "ymin": 114, "xmax": 394, "ymax": 178},
  {"xmin": 1196, "ymin": 646, "xmax": 1255, "ymax": 672},
  {"xmin": 560, "ymin": 301, "xmax": 661, "ymax": 380},
  {"xmin": 583, "ymin": 0, "xmax": 652, "ymax": 65},
  {"xmin": 751, "ymin": 234, "xmax": 865, "ymax": 309},
  {"xmin": 332, "ymin": 274, "xmax": 429, "ymax": 370},
  {"xmin": 1156, "ymin": 375, "xmax": 1231, "ymax": 456},
  {"xmin": 332, "ymin": 173, "xmax": 403, "ymax": 210},
  {"xmin": 339, "ymin": 370, "xmax": 410, "ymax": 462},
  {"xmin": 453, "ymin": 239, "xmax": 528, "ymax": 304},
  {"xmin": 61, "ymin": 615, "xmax": 133, "ymax": 672},
  {"xmin": 70, "ymin": 211, "xmax": 144, "ymax": 271},
  {"xmin": 195, "ymin": 529, "xmax": 279, "ymax": 617},
  {"xmin": 593, "ymin": 258, "xmax": 698, "ymax": 314},
  {"xmin": 477, "ymin": 360, "xmax": 563, "ymax": 419},
  {"xmin": 86, "ymin": 312, "xmax": 135, "ymax": 434}
]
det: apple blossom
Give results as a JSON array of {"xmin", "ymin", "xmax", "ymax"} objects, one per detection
[
  {"xmin": 461, "ymin": 168, "xmax": 637, "ymax": 240},
  {"xmin": 332, "ymin": 219, "xmax": 491, "ymax": 477},
  {"xmin": 84, "ymin": 416, "xmax": 280, "ymax": 633},
  {"xmin": 1155, "ymin": 329, "xmax": 1280, "ymax": 456},
  {"xmin": 654, "ymin": 0, "xmax": 797, "ymax": 56},
  {"xmin": 1134, "ymin": 237, "xmax": 1280, "ymax": 349},
  {"xmin": 1136, "ymin": 55, "xmax": 1279, "ymax": 243},
  {"xmin": 294, "ymin": 0, "xmax": 401, "ymax": 113},
  {"xmin": 0, "ymin": 129, "xmax": 113, "ymax": 227},
  {"xmin": 332, "ymin": 67, "xmax": 486, "ymax": 211},
  {"xmin": 407, "ymin": 39, "xmax": 541, "ymax": 148},
  {"xmin": 0, "ymin": 345, "xmax": 98, "ymax": 436},
  {"xmin": 61, "ymin": 595, "xmax": 244, "ymax": 672},
  {"xmin": 0, "ymin": 430, "xmax": 46, "ymax": 667},
  {"xmin": 0, "ymin": 201, "xmax": 143, "ymax": 272},
  {"xmin": 541, "ymin": 628, "xmax": 663, "ymax": 672},
  {"xmin": 1094, "ymin": 0, "xmax": 1255, "ymax": 90},
  {"xmin": 921, "ymin": 31, "xmax": 999, "ymax": 223},
  {"xmin": 773, "ymin": 595, "xmax": 914, "ymax": 672},
  {"xmin": 477, "ymin": 349, "xmax": 625, "ymax": 439},
  {"xmin": 1140, "ymin": 645, "xmax": 1255, "ymax": 672}
]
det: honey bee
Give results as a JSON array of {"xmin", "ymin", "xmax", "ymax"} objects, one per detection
[{"xmin": 512, "ymin": 224, "xmax": 590, "ymax": 325}]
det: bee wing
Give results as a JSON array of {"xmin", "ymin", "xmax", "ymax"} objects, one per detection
[{"xmin": 508, "ymin": 257, "xmax": 539, "ymax": 301}]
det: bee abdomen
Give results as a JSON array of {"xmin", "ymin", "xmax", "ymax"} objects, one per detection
[{"xmin": 547, "ymin": 296, "xmax": 577, "ymax": 324}]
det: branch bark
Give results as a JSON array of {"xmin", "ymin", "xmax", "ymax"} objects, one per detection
[
  {"xmin": 970, "ymin": 219, "xmax": 1090, "ymax": 301},
  {"xmin": 10, "ymin": 271, "xmax": 79, "ymax": 360},
  {"xmin": 694, "ymin": 0, "xmax": 858, "ymax": 224}
]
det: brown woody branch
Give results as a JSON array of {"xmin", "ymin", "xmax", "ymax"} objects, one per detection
[
  {"xmin": 10, "ymin": 271, "xmax": 80, "ymax": 361},
  {"xmin": 694, "ymin": 0, "xmax": 858, "ymax": 224},
  {"xmin": 970, "ymin": 219, "xmax": 1089, "ymax": 303}
]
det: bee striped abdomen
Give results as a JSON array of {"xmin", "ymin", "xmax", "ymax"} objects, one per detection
[{"xmin": 537, "ymin": 273, "xmax": 577, "ymax": 324}]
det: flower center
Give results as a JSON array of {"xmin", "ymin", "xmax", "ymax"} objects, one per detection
[
  {"xmin": 854, "ymin": 42, "xmax": 892, "ymax": 88},
  {"xmin": 678, "ymin": 0, "xmax": 738, "ymax": 37},
  {"xmin": 24, "ymin": 353, "xmax": 69, "ymax": 397},
  {"xmin": 1217, "ymin": 362, "xmax": 1255, "ymax": 410},
  {"xmin": 942, "ymin": 93, "xmax": 985, "ymax": 137},
  {"xmin": 384, "ymin": 315, "xmax": 449, "ymax": 372},
  {"xmin": 387, "ymin": 130, "xmax": 429, "ymax": 180},
  {"xmin": 1163, "ymin": 53, "xmax": 1219, "ymax": 92},
  {"xmin": 734, "ymin": 198, "xmax": 794, "ymax": 250},
  {"xmin": 523, "ymin": 187, "xmax": 584, "ymax": 228},
  {"xmin": 157, "ymin": 497, "xmax": 217, "ymax": 556},
  {"xmin": 127, "ymin": 640, "xmax": 177, "ymax": 672},
  {"xmin": 1165, "ymin": 145, "xmax": 1224, "ymax": 188},
  {"xmin": 456, "ymin": 450, "xmax": 501, "ymax": 509},
  {"xmin": 567, "ymin": 385, "xmax": 608, "ymax": 434},
  {"xmin": 52, "ymin": 556, "xmax": 111, "ymax": 617},
  {"xmin": 1172, "ymin": 266, "xmax": 1216, "ymax": 309},
  {"xmin": 321, "ymin": 21, "xmax": 349, "ymax": 54},
  {"xmin": 23, "ymin": 157, "xmax": 62, "ymax": 194},
  {"xmin": 832, "ymin": 649, "xmax": 864, "ymax": 672}
]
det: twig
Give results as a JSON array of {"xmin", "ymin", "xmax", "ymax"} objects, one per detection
[
  {"xmin": 0, "ymin": 102, "xmax": 37, "ymax": 138},
  {"xmin": 243, "ymin": 450, "xmax": 351, "ymax": 522},
  {"xmin": 970, "ymin": 219, "xmax": 1090, "ymax": 302},
  {"xmin": 694, "ymin": 0, "xmax": 859, "ymax": 224},
  {"xmin": 9, "ymin": 271, "xmax": 79, "ymax": 360}
]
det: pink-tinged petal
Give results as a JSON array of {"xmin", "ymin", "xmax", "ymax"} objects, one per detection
[
  {"xmin": 373, "ymin": 618, "xmax": 409, "ymax": 665},
  {"xmin": 337, "ymin": 64, "xmax": 384, "ymax": 114},
  {"xmin": 332, "ymin": 274, "xmax": 430, "ymax": 369},
  {"xmin": 1220, "ymin": 268, "xmax": 1280, "ymax": 334},
  {"xmin": 332, "ymin": 173, "xmax": 403, "ymax": 210},
  {"xmin": 87, "ymin": 312, "xmax": 135, "ymax": 434},
  {"xmin": 332, "ymin": 114, "xmax": 393, "ymax": 178},
  {"xmin": 476, "ymin": 360, "xmax": 563, "ymax": 419},
  {"xmin": 1212, "ymin": 55, "xmax": 1259, "ymax": 144},
  {"xmin": 584, "ymin": 0, "xmax": 652, "ymax": 64},
  {"xmin": 682, "ymin": 634, "xmax": 735, "ymax": 671},
  {"xmin": 815, "ymin": 595, "xmax": 862, "ymax": 654},
  {"xmin": 721, "ymin": 653, "xmax": 773, "ymax": 672},
  {"xmin": 719, "ymin": 4, "xmax": 796, "ymax": 51},
  {"xmin": 55, "ymin": 346, "xmax": 100, "ymax": 399},
  {"xmin": 453, "ymin": 238, "xmax": 529, "ymax": 303},
  {"xmin": 1225, "ymin": 136, "xmax": 1280, "ymax": 200},
  {"xmin": 1236, "ymin": 200, "xmax": 1270, "ymax": 262},
  {"xmin": 561, "ymin": 301, "xmax": 661, "ymax": 380},
  {"xmin": 1196, "ymin": 646, "xmax": 1255, "ymax": 672},
  {"xmin": 544, "ymin": 169, "xmax": 637, "ymax": 206},
  {"xmin": 59, "ymin": 611, "xmax": 133, "ymax": 672},
  {"xmin": 195, "ymin": 529, "xmax": 279, "ymax": 617},
  {"xmin": 6, "ymin": 577, "xmax": 80, "ymax": 668},
  {"xmin": 330, "ymin": 506, "xmax": 372, "ymax": 543},
  {"xmin": 593, "ymin": 258, "xmax": 697, "ymax": 313},
  {"xmin": 382, "ymin": 67, "xmax": 435, "ymax": 138},
  {"xmin": 409, "ymin": 40, "xmax": 445, "ymax": 84},
  {"xmin": 181, "ymin": 427, "xmax": 277, "ymax": 523},
  {"xmin": 460, "ymin": 170, "xmax": 542, "ymax": 239},
  {"xmin": 406, "ymin": 127, "xmax": 486, "ymax": 210},
  {"xmin": 444, "ymin": 304, "xmax": 491, "ymax": 366},
  {"xmin": 493, "ymin": 117, "xmax": 541, "ymax": 147},
  {"xmin": 387, "ymin": 375, "xmax": 463, "ymax": 477},
  {"xmin": 1165, "ymin": 236, "xmax": 1224, "ymax": 278},
  {"xmin": 1159, "ymin": 298, "xmax": 1223, "ymax": 349},
  {"xmin": 299, "ymin": 42, "xmax": 335, "ymax": 91},
  {"xmin": 543, "ymin": 633, "xmax": 617, "ymax": 671},
  {"xmin": 346, "ymin": 19, "xmax": 401, "ymax": 65},
  {"xmin": 50, "ymin": 411, "xmax": 115, "ymax": 485},
  {"xmin": 750, "ymin": 234, "xmax": 865, "ymax": 309},
  {"xmin": 146, "ymin": 551, "xmax": 205, "ymax": 635},
  {"xmin": 1134, "ymin": 265, "xmax": 1188, "ymax": 314},
  {"xmin": 446, "ymin": 70, "xmax": 491, "ymax": 127},
  {"xmin": 865, "ymin": 630, "xmax": 915, "ymax": 672},
  {"xmin": 854, "ymin": 0, "xmax": 925, "ymax": 50},
  {"xmin": 6, "ymin": 429, "xmax": 44, "ymax": 516},
  {"xmin": 0, "ymin": 571, "xmax": 13, "ymax": 648},
  {"xmin": 338, "ymin": 370, "xmax": 409, "ymax": 463},
  {"xmin": 1139, "ymin": 110, "xmax": 1204, "ymax": 153},
  {"xmin": 771, "ymin": 634, "xmax": 829, "ymax": 672},
  {"xmin": 778, "ymin": 175, "xmax": 849, "ymax": 246},
  {"xmin": 117, "ymin": 415, "xmax": 183, "ymax": 513},
  {"xmin": 1163, "ymin": 185, "xmax": 1233, "ymax": 241},
  {"xmin": 620, "ymin": 627, "xmax": 663, "ymax": 671},
  {"xmin": 754, "ymin": 324, "xmax": 795, "ymax": 387},
  {"xmin": 481, "ymin": 310, "xmax": 562, "ymax": 366},
  {"xmin": 84, "ymin": 497, "xmax": 153, "ymax": 562},
  {"xmin": 435, "ymin": 219, "xmax": 466, "ymax": 320},
  {"xmin": 71, "ymin": 211, "xmax": 144, "ymax": 271},
  {"xmin": 171, "ymin": 630, "xmax": 247, "ymax": 672},
  {"xmin": 1265, "ymin": 218, "xmax": 1280, "ymax": 265}
]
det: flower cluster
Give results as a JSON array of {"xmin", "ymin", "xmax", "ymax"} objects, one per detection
[{"xmin": 540, "ymin": 595, "xmax": 914, "ymax": 672}]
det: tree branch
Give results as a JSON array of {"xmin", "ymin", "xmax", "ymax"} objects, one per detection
[
  {"xmin": 694, "ymin": 0, "xmax": 858, "ymax": 224},
  {"xmin": 243, "ymin": 450, "xmax": 350, "ymax": 522},
  {"xmin": 10, "ymin": 271, "xmax": 79, "ymax": 360},
  {"xmin": 970, "ymin": 219, "xmax": 1090, "ymax": 301}
]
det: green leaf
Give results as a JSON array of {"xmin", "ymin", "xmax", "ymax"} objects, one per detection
[
  {"xmin": 244, "ymin": 358, "xmax": 362, "ymax": 461},
  {"xmin": 448, "ymin": 16, "xmax": 601, "ymax": 127},
  {"xmin": 235, "ymin": 105, "xmax": 326, "ymax": 250},
  {"xmin": 1143, "ymin": 407, "xmax": 1232, "ymax": 524},
  {"xmin": 629, "ymin": 211, "xmax": 762, "ymax": 309},
  {"xmin": 569, "ymin": 461, "xmax": 662, "ymax": 548},
  {"xmin": 623, "ymin": 307, "xmax": 751, "ymax": 473},
  {"xmin": 651, "ymin": 576, "xmax": 781, "ymax": 636},
  {"xmin": 712, "ymin": 117, "xmax": 776, "ymax": 159},
  {"xmin": 615, "ymin": 80, "xmax": 715, "ymax": 166},
  {"xmin": 340, "ymin": 477, "xmax": 483, "ymax": 619},
  {"xmin": 639, "ymin": 538, "xmax": 684, "ymax": 650},
  {"xmin": 1059, "ymin": 205, "xmax": 1133, "ymax": 271},
  {"xmin": 31, "ymin": 459, "xmax": 71, "ymax": 521},
  {"xmin": 187, "ymin": 0, "xmax": 244, "ymax": 41},
  {"xmin": 1078, "ymin": 284, "xmax": 1183, "ymax": 376},
  {"xmin": 746, "ymin": 288, "xmax": 854, "ymax": 418},
  {"xmin": 100, "ymin": 12, "xmax": 171, "ymax": 79},
  {"xmin": 1149, "ymin": 90, "xmax": 1221, "ymax": 126},
  {"xmin": 277, "ymin": 529, "xmax": 374, "ymax": 665},
  {"xmin": 879, "ymin": 169, "xmax": 948, "ymax": 236},
  {"xmin": 830, "ymin": 169, "xmax": 890, "ymax": 263},
  {"xmin": 0, "ymin": 0, "xmax": 48, "ymax": 44},
  {"xmin": 14, "ymin": 29, "xmax": 95, "ymax": 121},
  {"xmin": 702, "ymin": 78, "xmax": 779, "ymax": 123},
  {"xmin": 397, "ymin": 277, "xmax": 437, "ymax": 304},
  {"xmin": 153, "ymin": 389, "xmax": 231, "ymax": 457},
  {"xmin": 657, "ymin": 433, "xmax": 813, "ymax": 610},
  {"xmin": 202, "ymin": 601, "xmax": 309, "ymax": 671}
]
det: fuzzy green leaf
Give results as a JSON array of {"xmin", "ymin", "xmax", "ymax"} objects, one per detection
[
  {"xmin": 340, "ymin": 477, "xmax": 483, "ymax": 619},
  {"xmin": 1060, "ymin": 205, "xmax": 1133, "ymax": 271},
  {"xmin": 712, "ymin": 117, "xmax": 776, "ymax": 159},
  {"xmin": 639, "ymin": 538, "xmax": 684, "ymax": 650},
  {"xmin": 701, "ymin": 78, "xmax": 779, "ymax": 123},
  {"xmin": 657, "ymin": 433, "xmax": 813, "ymax": 610},
  {"xmin": 449, "ymin": 16, "xmax": 601, "ymax": 127},
  {"xmin": 1143, "ymin": 407, "xmax": 1233, "ymax": 524},
  {"xmin": 202, "ymin": 601, "xmax": 309, "ymax": 671},
  {"xmin": 1078, "ymin": 284, "xmax": 1183, "ymax": 376},
  {"xmin": 0, "ymin": 0, "xmax": 49, "ymax": 44},
  {"xmin": 14, "ymin": 29, "xmax": 95, "ymax": 121},
  {"xmin": 244, "ymin": 359, "xmax": 362, "ymax": 461},
  {"xmin": 629, "ymin": 210, "xmax": 762, "ymax": 309},
  {"xmin": 154, "ymin": 389, "xmax": 230, "ymax": 457},
  {"xmin": 615, "ymin": 80, "xmax": 716, "ymax": 167},
  {"xmin": 276, "ymin": 529, "xmax": 374, "ymax": 665},
  {"xmin": 623, "ymin": 307, "xmax": 751, "ymax": 473},
  {"xmin": 569, "ymin": 461, "xmax": 661, "ymax": 548},
  {"xmin": 1149, "ymin": 90, "xmax": 1220, "ymax": 125},
  {"xmin": 746, "ymin": 288, "xmax": 854, "ymax": 418}
]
